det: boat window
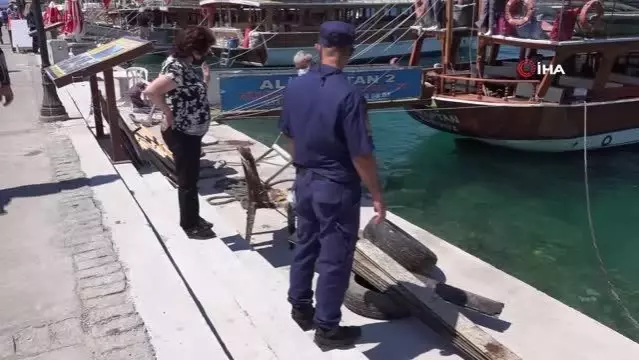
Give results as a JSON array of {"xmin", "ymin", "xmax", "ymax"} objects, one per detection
[{"xmin": 611, "ymin": 52, "xmax": 639, "ymax": 76}]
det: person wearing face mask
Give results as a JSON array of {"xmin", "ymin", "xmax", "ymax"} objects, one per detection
[
  {"xmin": 144, "ymin": 26, "xmax": 216, "ymax": 240},
  {"xmin": 293, "ymin": 51, "xmax": 313, "ymax": 76}
]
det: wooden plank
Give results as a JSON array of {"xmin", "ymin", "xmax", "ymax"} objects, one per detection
[
  {"xmin": 434, "ymin": 282, "xmax": 504, "ymax": 317},
  {"xmin": 353, "ymin": 239, "xmax": 521, "ymax": 360}
]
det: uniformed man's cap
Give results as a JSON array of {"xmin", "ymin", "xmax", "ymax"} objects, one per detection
[{"xmin": 319, "ymin": 21, "xmax": 356, "ymax": 48}]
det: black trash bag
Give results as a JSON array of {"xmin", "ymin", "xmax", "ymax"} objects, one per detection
[{"xmin": 128, "ymin": 82, "xmax": 153, "ymax": 112}]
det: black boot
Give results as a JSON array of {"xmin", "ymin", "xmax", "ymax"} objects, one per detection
[
  {"xmin": 198, "ymin": 217, "xmax": 213, "ymax": 229},
  {"xmin": 184, "ymin": 223, "xmax": 216, "ymax": 240},
  {"xmin": 291, "ymin": 305, "xmax": 315, "ymax": 331},
  {"xmin": 314, "ymin": 325, "xmax": 362, "ymax": 350}
]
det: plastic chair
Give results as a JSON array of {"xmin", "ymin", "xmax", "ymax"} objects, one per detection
[{"xmin": 125, "ymin": 67, "xmax": 149, "ymax": 88}]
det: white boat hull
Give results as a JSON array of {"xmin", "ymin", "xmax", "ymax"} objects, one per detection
[
  {"xmin": 264, "ymin": 38, "xmax": 471, "ymax": 66},
  {"xmin": 467, "ymin": 128, "xmax": 639, "ymax": 152}
]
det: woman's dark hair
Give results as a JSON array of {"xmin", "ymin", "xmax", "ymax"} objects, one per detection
[{"xmin": 172, "ymin": 26, "xmax": 216, "ymax": 59}]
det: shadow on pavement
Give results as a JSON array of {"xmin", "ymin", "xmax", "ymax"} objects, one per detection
[{"xmin": 0, "ymin": 174, "xmax": 119, "ymax": 214}]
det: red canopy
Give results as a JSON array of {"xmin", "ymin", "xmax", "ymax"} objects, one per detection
[
  {"xmin": 44, "ymin": 2, "xmax": 62, "ymax": 26},
  {"xmin": 62, "ymin": 0, "xmax": 83, "ymax": 36}
]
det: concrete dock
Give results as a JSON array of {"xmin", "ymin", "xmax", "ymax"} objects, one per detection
[{"xmin": 2, "ymin": 44, "xmax": 639, "ymax": 359}]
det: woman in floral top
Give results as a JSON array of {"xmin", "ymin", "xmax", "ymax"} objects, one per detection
[{"xmin": 144, "ymin": 26, "xmax": 216, "ymax": 239}]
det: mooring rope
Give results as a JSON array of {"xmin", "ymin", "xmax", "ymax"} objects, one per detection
[
  {"xmin": 353, "ymin": 6, "xmax": 415, "ymax": 56},
  {"xmin": 355, "ymin": 4, "xmax": 395, "ymax": 42},
  {"xmin": 582, "ymin": 101, "xmax": 639, "ymax": 329}
]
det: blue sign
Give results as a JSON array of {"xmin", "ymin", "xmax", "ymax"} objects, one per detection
[{"xmin": 218, "ymin": 67, "xmax": 423, "ymax": 112}]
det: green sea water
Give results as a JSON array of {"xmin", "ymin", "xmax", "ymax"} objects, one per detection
[
  {"xmin": 230, "ymin": 113, "xmax": 639, "ymax": 344},
  {"xmin": 132, "ymin": 54, "xmax": 639, "ymax": 343}
]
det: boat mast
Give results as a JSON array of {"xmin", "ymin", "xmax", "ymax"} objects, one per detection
[{"xmin": 442, "ymin": 0, "xmax": 454, "ymax": 72}]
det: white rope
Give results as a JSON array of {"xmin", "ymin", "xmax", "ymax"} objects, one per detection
[
  {"xmin": 354, "ymin": 4, "xmax": 394, "ymax": 41},
  {"xmin": 582, "ymin": 101, "xmax": 639, "ymax": 329},
  {"xmin": 354, "ymin": 7, "xmax": 414, "ymax": 53},
  {"xmin": 381, "ymin": 11, "xmax": 432, "ymax": 52},
  {"xmin": 216, "ymin": 100, "xmax": 487, "ymax": 121},
  {"xmin": 216, "ymin": 6, "xmax": 429, "ymax": 113},
  {"xmin": 226, "ymin": 15, "xmax": 427, "ymax": 115}
]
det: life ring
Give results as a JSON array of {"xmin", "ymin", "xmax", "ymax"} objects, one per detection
[
  {"xmin": 504, "ymin": 0, "xmax": 536, "ymax": 27},
  {"xmin": 414, "ymin": 0, "xmax": 426, "ymax": 19},
  {"xmin": 579, "ymin": 0, "xmax": 604, "ymax": 32}
]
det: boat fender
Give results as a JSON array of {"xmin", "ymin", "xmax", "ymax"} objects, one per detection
[
  {"xmin": 579, "ymin": 0, "xmax": 604, "ymax": 32},
  {"xmin": 504, "ymin": 0, "xmax": 536, "ymax": 27},
  {"xmin": 414, "ymin": 0, "xmax": 427, "ymax": 19}
]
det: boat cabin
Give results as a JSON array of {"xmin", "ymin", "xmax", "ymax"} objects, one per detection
[
  {"xmin": 428, "ymin": 36, "xmax": 639, "ymax": 105},
  {"xmin": 411, "ymin": 0, "xmax": 639, "ymax": 105},
  {"xmin": 199, "ymin": 0, "xmax": 415, "ymax": 51},
  {"xmin": 101, "ymin": 0, "xmax": 204, "ymax": 45}
]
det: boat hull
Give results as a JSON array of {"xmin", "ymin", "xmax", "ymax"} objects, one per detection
[
  {"xmin": 406, "ymin": 97, "xmax": 639, "ymax": 152},
  {"xmin": 213, "ymin": 38, "xmax": 470, "ymax": 67},
  {"xmin": 265, "ymin": 38, "xmax": 466, "ymax": 66}
]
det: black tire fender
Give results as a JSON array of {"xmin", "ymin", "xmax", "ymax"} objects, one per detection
[
  {"xmin": 363, "ymin": 217, "xmax": 438, "ymax": 276},
  {"xmin": 343, "ymin": 273, "xmax": 410, "ymax": 320}
]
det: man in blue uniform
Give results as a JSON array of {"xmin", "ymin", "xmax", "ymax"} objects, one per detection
[{"xmin": 279, "ymin": 21, "xmax": 386, "ymax": 349}]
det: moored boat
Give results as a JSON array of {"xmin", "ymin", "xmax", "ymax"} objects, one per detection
[
  {"xmin": 198, "ymin": 0, "xmax": 473, "ymax": 67},
  {"xmin": 406, "ymin": 0, "xmax": 639, "ymax": 152}
]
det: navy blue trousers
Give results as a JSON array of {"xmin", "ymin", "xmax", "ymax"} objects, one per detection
[{"xmin": 288, "ymin": 169, "xmax": 361, "ymax": 329}]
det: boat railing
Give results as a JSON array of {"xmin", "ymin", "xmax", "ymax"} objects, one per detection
[
  {"xmin": 254, "ymin": 26, "xmax": 415, "ymax": 36},
  {"xmin": 432, "ymin": 74, "xmax": 541, "ymax": 100}
]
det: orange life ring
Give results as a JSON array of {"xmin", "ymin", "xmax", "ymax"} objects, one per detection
[
  {"xmin": 579, "ymin": 0, "xmax": 604, "ymax": 32},
  {"xmin": 504, "ymin": 0, "xmax": 536, "ymax": 27},
  {"xmin": 414, "ymin": 0, "xmax": 426, "ymax": 19}
]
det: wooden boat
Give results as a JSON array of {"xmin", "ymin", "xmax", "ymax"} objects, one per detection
[
  {"xmin": 406, "ymin": 0, "xmax": 639, "ymax": 152},
  {"xmin": 198, "ymin": 0, "xmax": 473, "ymax": 67},
  {"xmin": 83, "ymin": 0, "xmax": 205, "ymax": 55}
]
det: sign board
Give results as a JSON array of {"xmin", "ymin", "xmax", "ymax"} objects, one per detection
[
  {"xmin": 45, "ymin": 36, "xmax": 153, "ymax": 87},
  {"xmin": 217, "ymin": 66, "xmax": 423, "ymax": 112},
  {"xmin": 10, "ymin": 20, "xmax": 31, "ymax": 52}
]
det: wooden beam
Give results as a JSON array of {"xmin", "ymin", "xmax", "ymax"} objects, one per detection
[
  {"xmin": 476, "ymin": 38, "xmax": 487, "ymax": 78},
  {"xmin": 103, "ymin": 68, "xmax": 128, "ymax": 162},
  {"xmin": 354, "ymin": 239, "xmax": 521, "ymax": 360},
  {"xmin": 409, "ymin": 32, "xmax": 426, "ymax": 67},
  {"xmin": 535, "ymin": 51, "xmax": 571, "ymax": 98},
  {"xmin": 89, "ymin": 75, "xmax": 104, "ymax": 138},
  {"xmin": 443, "ymin": 0, "xmax": 454, "ymax": 70},
  {"xmin": 591, "ymin": 50, "xmax": 621, "ymax": 91}
]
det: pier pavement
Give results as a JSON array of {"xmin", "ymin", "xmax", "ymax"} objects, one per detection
[{"xmin": 0, "ymin": 43, "xmax": 228, "ymax": 359}]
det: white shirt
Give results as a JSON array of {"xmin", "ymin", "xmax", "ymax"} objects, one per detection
[
  {"xmin": 297, "ymin": 68, "xmax": 309, "ymax": 76},
  {"xmin": 248, "ymin": 30, "xmax": 261, "ymax": 48}
]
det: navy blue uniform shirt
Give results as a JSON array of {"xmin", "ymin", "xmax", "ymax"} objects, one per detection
[{"xmin": 278, "ymin": 64, "xmax": 374, "ymax": 184}]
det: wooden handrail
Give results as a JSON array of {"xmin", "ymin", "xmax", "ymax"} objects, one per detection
[{"xmin": 434, "ymin": 74, "xmax": 540, "ymax": 84}]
